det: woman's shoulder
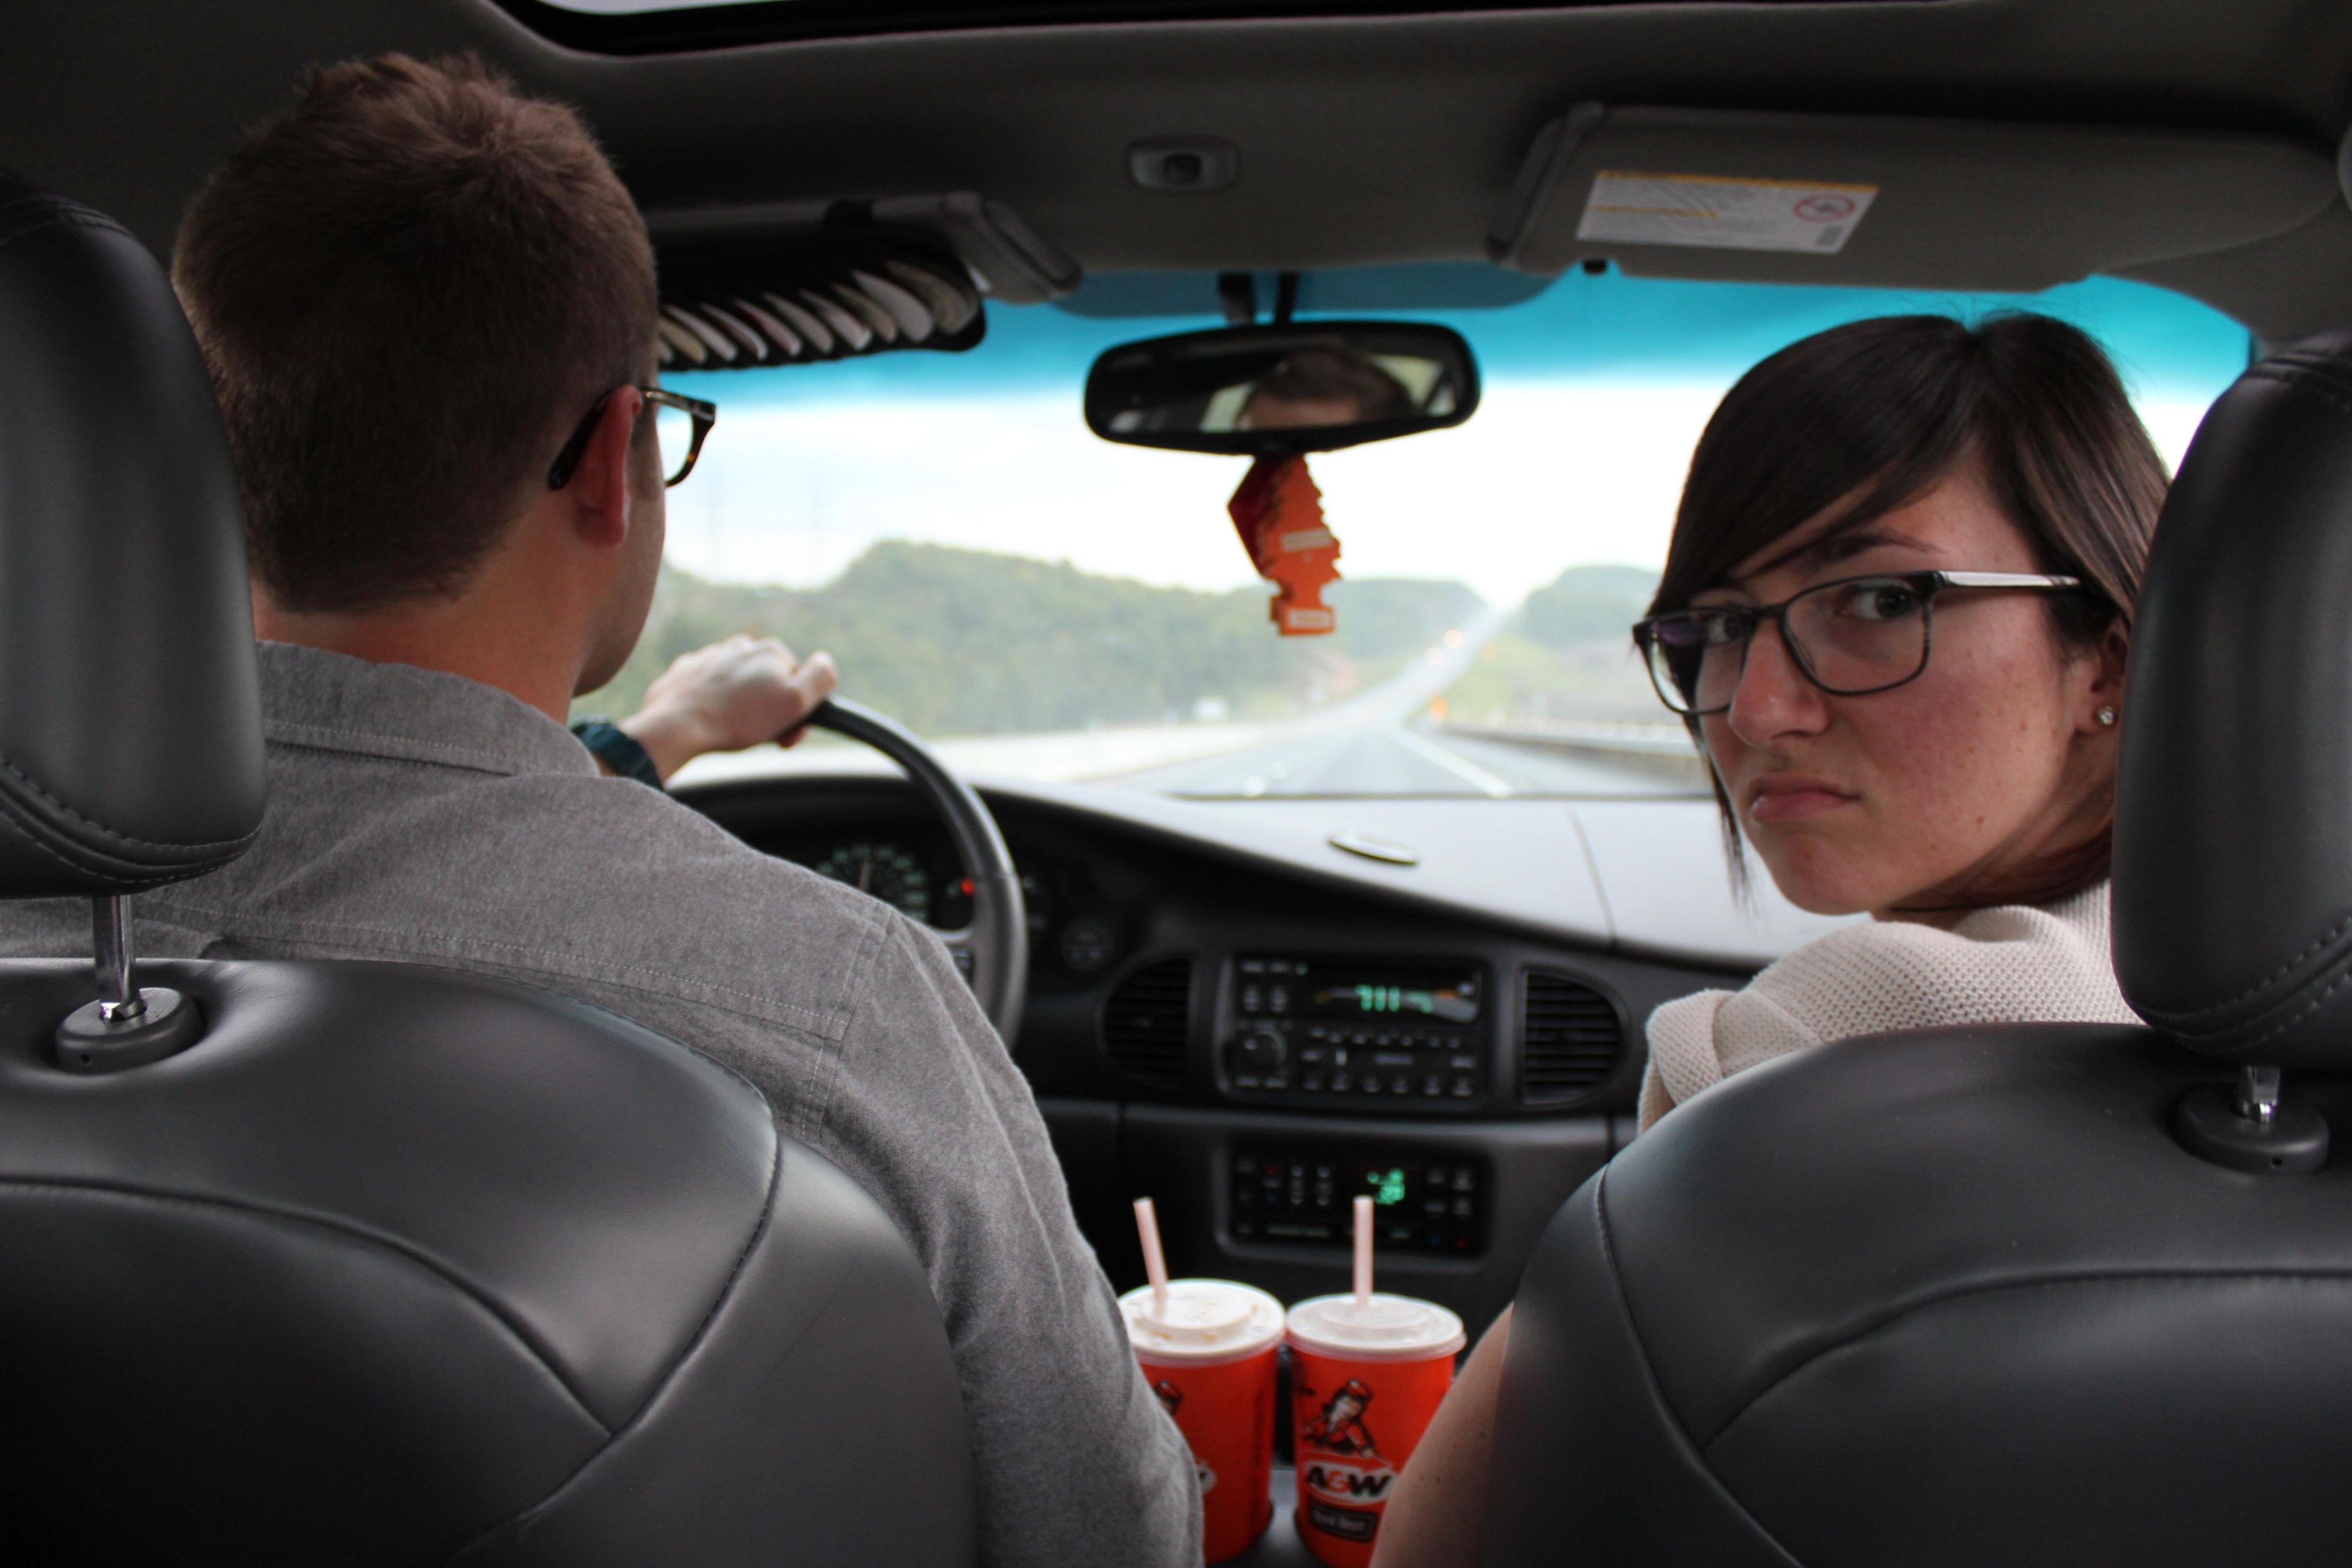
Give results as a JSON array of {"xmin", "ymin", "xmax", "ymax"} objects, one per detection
[{"xmin": 1750, "ymin": 880, "xmax": 2129, "ymax": 1037}]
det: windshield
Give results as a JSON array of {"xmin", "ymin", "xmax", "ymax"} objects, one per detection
[{"xmin": 605, "ymin": 266, "xmax": 2249, "ymax": 798}]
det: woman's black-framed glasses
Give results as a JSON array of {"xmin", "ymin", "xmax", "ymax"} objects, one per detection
[
  {"xmin": 1632, "ymin": 570, "xmax": 2086, "ymax": 717},
  {"xmin": 546, "ymin": 385, "xmax": 717, "ymax": 491}
]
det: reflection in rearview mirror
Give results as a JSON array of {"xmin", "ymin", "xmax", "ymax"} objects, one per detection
[{"xmin": 1085, "ymin": 320, "xmax": 1479, "ymax": 456}]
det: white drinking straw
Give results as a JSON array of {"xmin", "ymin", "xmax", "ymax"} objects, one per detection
[
  {"xmin": 1353, "ymin": 1194, "xmax": 1375, "ymax": 1310},
  {"xmin": 1134, "ymin": 1196, "xmax": 1170, "ymax": 1311}
]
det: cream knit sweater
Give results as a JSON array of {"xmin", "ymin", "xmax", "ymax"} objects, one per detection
[{"xmin": 1639, "ymin": 881, "xmax": 2136, "ymax": 1131}]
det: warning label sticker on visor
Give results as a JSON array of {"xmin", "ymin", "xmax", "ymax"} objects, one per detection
[{"xmin": 1575, "ymin": 172, "xmax": 1878, "ymax": 254}]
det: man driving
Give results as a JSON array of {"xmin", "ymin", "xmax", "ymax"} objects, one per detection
[{"xmin": 0, "ymin": 53, "xmax": 1199, "ymax": 1568}]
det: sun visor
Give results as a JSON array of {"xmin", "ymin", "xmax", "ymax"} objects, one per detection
[
  {"xmin": 641, "ymin": 192, "xmax": 1082, "ymax": 370},
  {"xmin": 1490, "ymin": 105, "xmax": 2339, "ymax": 295}
]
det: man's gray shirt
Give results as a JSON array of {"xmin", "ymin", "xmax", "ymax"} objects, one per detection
[{"xmin": 0, "ymin": 642, "xmax": 1199, "ymax": 1568}]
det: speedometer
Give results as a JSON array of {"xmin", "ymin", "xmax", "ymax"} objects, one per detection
[{"xmin": 812, "ymin": 842, "xmax": 933, "ymax": 925}]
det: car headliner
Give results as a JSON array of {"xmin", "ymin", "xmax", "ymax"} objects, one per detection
[{"xmin": 4, "ymin": 1, "xmax": 2346, "ymax": 338}]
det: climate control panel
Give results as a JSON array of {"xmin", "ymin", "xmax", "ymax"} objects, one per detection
[
  {"xmin": 1222, "ymin": 954, "xmax": 1488, "ymax": 1112},
  {"xmin": 1229, "ymin": 1147, "xmax": 1486, "ymax": 1256}
]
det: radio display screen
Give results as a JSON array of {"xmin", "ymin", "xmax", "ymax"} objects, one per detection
[{"xmin": 1278, "ymin": 959, "xmax": 1481, "ymax": 1024}]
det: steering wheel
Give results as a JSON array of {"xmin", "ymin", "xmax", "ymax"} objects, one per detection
[{"xmin": 804, "ymin": 698, "xmax": 1028, "ymax": 1042}]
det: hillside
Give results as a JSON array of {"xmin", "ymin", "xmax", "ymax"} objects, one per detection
[
  {"xmin": 1442, "ymin": 564, "xmax": 1665, "ymax": 727},
  {"xmin": 581, "ymin": 542, "xmax": 1484, "ymax": 736}
]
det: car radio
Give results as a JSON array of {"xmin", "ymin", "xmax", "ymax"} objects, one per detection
[{"xmin": 1223, "ymin": 954, "xmax": 1488, "ymax": 1111}]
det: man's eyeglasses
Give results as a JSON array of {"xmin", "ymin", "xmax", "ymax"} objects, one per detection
[
  {"xmin": 547, "ymin": 385, "xmax": 716, "ymax": 491},
  {"xmin": 1632, "ymin": 570, "xmax": 2087, "ymax": 717}
]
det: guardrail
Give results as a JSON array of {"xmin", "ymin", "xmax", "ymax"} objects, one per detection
[{"xmin": 1439, "ymin": 718, "xmax": 1710, "ymax": 785}]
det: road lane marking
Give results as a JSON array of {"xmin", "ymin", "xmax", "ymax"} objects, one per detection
[{"xmin": 1391, "ymin": 729, "xmax": 1514, "ymax": 798}]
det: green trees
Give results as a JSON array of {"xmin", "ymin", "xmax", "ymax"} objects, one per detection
[{"xmin": 582, "ymin": 543, "xmax": 1482, "ymax": 737}]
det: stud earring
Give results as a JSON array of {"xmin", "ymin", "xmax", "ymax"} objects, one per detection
[{"xmin": 2097, "ymin": 706, "xmax": 2118, "ymax": 726}]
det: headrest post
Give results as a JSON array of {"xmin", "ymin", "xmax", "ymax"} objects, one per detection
[
  {"xmin": 2236, "ymin": 1064, "xmax": 2283, "ymax": 1127},
  {"xmin": 52, "ymin": 895, "xmax": 202, "ymax": 1074},
  {"xmin": 91, "ymin": 895, "xmax": 145, "ymax": 1023}
]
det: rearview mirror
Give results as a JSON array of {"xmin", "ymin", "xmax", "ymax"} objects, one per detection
[{"xmin": 1084, "ymin": 321, "xmax": 1479, "ymax": 456}]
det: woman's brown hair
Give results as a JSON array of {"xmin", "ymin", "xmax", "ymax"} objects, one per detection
[{"xmin": 1649, "ymin": 312, "xmax": 2170, "ymax": 908}]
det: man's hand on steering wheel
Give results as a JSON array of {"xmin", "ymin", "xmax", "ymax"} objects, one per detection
[{"xmin": 619, "ymin": 635, "xmax": 839, "ymax": 783}]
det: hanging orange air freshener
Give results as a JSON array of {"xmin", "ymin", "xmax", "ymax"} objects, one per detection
[{"xmin": 1227, "ymin": 454, "xmax": 1341, "ymax": 636}]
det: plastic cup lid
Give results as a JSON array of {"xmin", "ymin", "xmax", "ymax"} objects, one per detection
[
  {"xmin": 1120, "ymin": 1279, "xmax": 1287, "ymax": 1364},
  {"xmin": 1286, "ymin": 1292, "xmax": 1466, "ymax": 1362}
]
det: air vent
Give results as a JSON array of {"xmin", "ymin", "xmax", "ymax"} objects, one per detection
[
  {"xmin": 1102, "ymin": 956, "xmax": 1195, "ymax": 1090},
  {"xmin": 1520, "ymin": 969, "xmax": 1624, "ymax": 1107}
]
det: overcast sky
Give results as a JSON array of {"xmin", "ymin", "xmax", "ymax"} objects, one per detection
[{"xmin": 659, "ymin": 272, "xmax": 2248, "ymax": 608}]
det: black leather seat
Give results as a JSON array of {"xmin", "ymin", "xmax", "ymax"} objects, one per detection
[
  {"xmin": 0, "ymin": 183, "xmax": 977, "ymax": 1565},
  {"xmin": 1480, "ymin": 332, "xmax": 2352, "ymax": 1565}
]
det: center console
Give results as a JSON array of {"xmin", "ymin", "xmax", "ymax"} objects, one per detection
[{"xmin": 1223, "ymin": 954, "xmax": 1489, "ymax": 1112}]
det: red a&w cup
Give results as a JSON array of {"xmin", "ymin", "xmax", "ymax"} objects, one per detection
[
  {"xmin": 1285, "ymin": 1195, "xmax": 1465, "ymax": 1567},
  {"xmin": 1286, "ymin": 1291, "xmax": 1465, "ymax": 1567},
  {"xmin": 1120, "ymin": 1277, "xmax": 1287, "ymax": 1562}
]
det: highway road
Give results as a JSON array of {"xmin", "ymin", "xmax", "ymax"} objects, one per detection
[{"xmin": 1108, "ymin": 605, "xmax": 1700, "ymax": 799}]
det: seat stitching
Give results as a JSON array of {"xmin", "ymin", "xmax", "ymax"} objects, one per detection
[
  {"xmin": 0, "ymin": 796, "xmax": 205, "ymax": 890},
  {"xmin": 1703, "ymin": 1265, "xmax": 2352, "ymax": 1448},
  {"xmin": 448, "ymin": 1114, "xmax": 812, "ymax": 1560},
  {"xmin": 0, "ymin": 744, "xmax": 260, "ymax": 856},
  {"xmin": 0, "ymin": 1175, "xmax": 610, "ymax": 1434},
  {"xmin": 2144, "ymin": 908, "xmax": 2352, "ymax": 1022},
  {"xmin": 0, "ymin": 204, "xmax": 129, "ymax": 252},
  {"xmin": 1591, "ymin": 1169, "xmax": 1806, "ymax": 1566}
]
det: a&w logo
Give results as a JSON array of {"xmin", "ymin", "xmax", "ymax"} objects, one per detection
[{"xmin": 1303, "ymin": 1459, "xmax": 1396, "ymax": 1506}]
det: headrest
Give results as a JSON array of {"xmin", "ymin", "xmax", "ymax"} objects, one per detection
[
  {"xmin": 0, "ymin": 181, "xmax": 263, "ymax": 899},
  {"xmin": 2114, "ymin": 331, "xmax": 2352, "ymax": 1069}
]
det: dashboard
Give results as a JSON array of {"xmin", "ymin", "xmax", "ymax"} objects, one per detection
[{"xmin": 677, "ymin": 771, "xmax": 1756, "ymax": 1338}]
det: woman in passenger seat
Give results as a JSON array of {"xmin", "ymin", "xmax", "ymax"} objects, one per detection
[{"xmin": 1372, "ymin": 311, "xmax": 2163, "ymax": 1568}]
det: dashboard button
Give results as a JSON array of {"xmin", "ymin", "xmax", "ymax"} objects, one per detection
[
  {"xmin": 1266, "ymin": 1075, "xmax": 1291, "ymax": 1090},
  {"xmin": 1373, "ymin": 1051, "xmax": 1414, "ymax": 1069},
  {"xmin": 1240, "ymin": 959, "xmax": 1266, "ymax": 976},
  {"xmin": 1453, "ymin": 1197, "xmax": 1474, "ymax": 1219},
  {"xmin": 1360, "ymin": 1077, "xmax": 1379, "ymax": 1096},
  {"xmin": 1422, "ymin": 1075, "xmax": 1445, "ymax": 1097},
  {"xmin": 1450, "ymin": 1077, "xmax": 1476, "ymax": 1098},
  {"xmin": 1240, "ymin": 984, "xmax": 1262, "ymax": 1014},
  {"xmin": 1449, "ymin": 1054, "xmax": 1478, "ymax": 1071},
  {"xmin": 1270, "ymin": 986, "xmax": 1291, "ymax": 1013},
  {"xmin": 1302, "ymin": 1071, "xmax": 1326, "ymax": 1091},
  {"xmin": 1453, "ymin": 1169, "xmax": 1476, "ymax": 1192},
  {"xmin": 1060, "ymin": 920, "xmax": 1115, "ymax": 973},
  {"xmin": 1389, "ymin": 1074, "xmax": 1411, "ymax": 1095},
  {"xmin": 1331, "ymin": 1072, "xmax": 1353, "ymax": 1092},
  {"xmin": 1234, "ymin": 1074, "xmax": 1261, "ymax": 1089}
]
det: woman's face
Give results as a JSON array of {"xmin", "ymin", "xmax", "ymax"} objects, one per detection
[{"xmin": 1694, "ymin": 465, "xmax": 2123, "ymax": 921}]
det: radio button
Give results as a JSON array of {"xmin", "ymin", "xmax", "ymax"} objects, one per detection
[
  {"xmin": 1422, "ymin": 1075, "xmax": 1445, "ymax": 1097},
  {"xmin": 1450, "ymin": 1077, "xmax": 1477, "ymax": 1098},
  {"xmin": 1449, "ymin": 1054, "xmax": 1478, "ymax": 1071},
  {"xmin": 1373, "ymin": 1051, "xmax": 1414, "ymax": 1069},
  {"xmin": 1270, "ymin": 986, "xmax": 1291, "ymax": 1013},
  {"xmin": 1240, "ymin": 984, "xmax": 1263, "ymax": 1014},
  {"xmin": 1331, "ymin": 1072, "xmax": 1353, "ymax": 1092},
  {"xmin": 1302, "ymin": 1071, "xmax": 1326, "ymax": 1091},
  {"xmin": 1389, "ymin": 1074, "xmax": 1411, "ymax": 1095}
]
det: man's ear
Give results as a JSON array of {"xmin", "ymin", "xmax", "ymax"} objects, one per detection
[{"xmin": 564, "ymin": 386, "xmax": 644, "ymax": 549}]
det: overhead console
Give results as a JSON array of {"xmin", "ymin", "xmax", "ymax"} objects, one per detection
[{"xmin": 1488, "ymin": 103, "xmax": 2339, "ymax": 295}]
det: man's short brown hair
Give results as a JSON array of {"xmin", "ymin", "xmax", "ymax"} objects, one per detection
[{"xmin": 173, "ymin": 53, "xmax": 657, "ymax": 612}]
